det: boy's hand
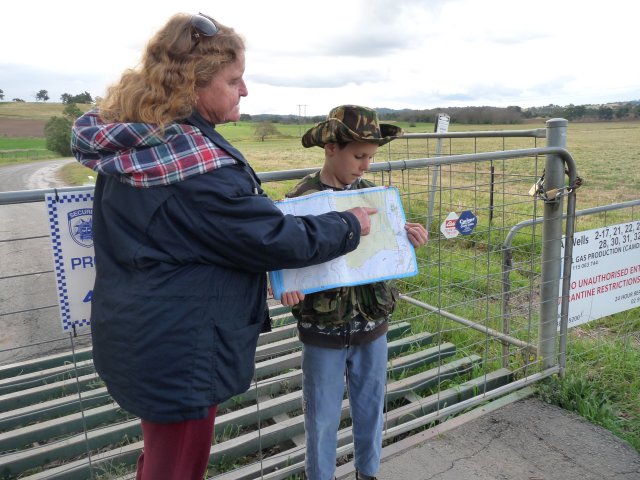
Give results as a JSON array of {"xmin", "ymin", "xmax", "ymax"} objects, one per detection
[
  {"xmin": 281, "ymin": 291, "xmax": 305, "ymax": 306},
  {"xmin": 405, "ymin": 222, "xmax": 428, "ymax": 247}
]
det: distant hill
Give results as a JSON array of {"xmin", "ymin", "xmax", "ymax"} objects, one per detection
[
  {"xmin": 0, "ymin": 102, "xmax": 94, "ymax": 137},
  {"xmin": 2, "ymin": 99, "xmax": 638, "ymax": 125},
  {"xmin": 0, "ymin": 102, "xmax": 93, "ymax": 120},
  {"xmin": 253, "ymin": 99, "xmax": 640, "ymax": 125}
]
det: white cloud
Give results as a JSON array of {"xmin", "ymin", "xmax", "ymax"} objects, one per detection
[{"xmin": 1, "ymin": 0, "xmax": 639, "ymax": 115}]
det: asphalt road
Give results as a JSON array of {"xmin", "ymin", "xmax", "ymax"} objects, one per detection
[
  {"xmin": 0, "ymin": 158, "xmax": 74, "ymax": 192},
  {"xmin": 0, "ymin": 159, "xmax": 91, "ymax": 365},
  {"xmin": 337, "ymin": 391, "xmax": 640, "ymax": 480}
]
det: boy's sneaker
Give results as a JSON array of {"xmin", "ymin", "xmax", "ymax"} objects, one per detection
[{"xmin": 356, "ymin": 471, "xmax": 378, "ymax": 480}]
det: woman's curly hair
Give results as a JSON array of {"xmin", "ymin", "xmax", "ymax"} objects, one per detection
[{"xmin": 99, "ymin": 13, "xmax": 244, "ymax": 126}]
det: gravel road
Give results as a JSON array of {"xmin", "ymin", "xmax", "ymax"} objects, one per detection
[
  {"xmin": 0, "ymin": 158, "xmax": 74, "ymax": 192},
  {"xmin": 0, "ymin": 159, "xmax": 91, "ymax": 365}
]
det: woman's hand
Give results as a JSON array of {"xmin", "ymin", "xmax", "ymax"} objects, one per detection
[
  {"xmin": 345, "ymin": 206, "xmax": 378, "ymax": 235},
  {"xmin": 405, "ymin": 222, "xmax": 428, "ymax": 248},
  {"xmin": 280, "ymin": 291, "xmax": 305, "ymax": 306}
]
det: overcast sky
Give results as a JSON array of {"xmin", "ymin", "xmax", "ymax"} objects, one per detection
[{"xmin": 1, "ymin": 0, "xmax": 638, "ymax": 116}]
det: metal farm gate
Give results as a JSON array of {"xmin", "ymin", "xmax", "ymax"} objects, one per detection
[{"xmin": 0, "ymin": 119, "xmax": 580, "ymax": 479}]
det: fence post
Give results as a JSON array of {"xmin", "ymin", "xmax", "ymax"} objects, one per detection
[
  {"xmin": 539, "ymin": 118, "xmax": 568, "ymax": 369},
  {"xmin": 425, "ymin": 113, "xmax": 450, "ymax": 233}
]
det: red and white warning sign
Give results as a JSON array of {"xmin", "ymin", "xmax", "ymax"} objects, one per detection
[
  {"xmin": 441, "ymin": 212, "xmax": 459, "ymax": 239},
  {"xmin": 562, "ymin": 220, "xmax": 640, "ymax": 329}
]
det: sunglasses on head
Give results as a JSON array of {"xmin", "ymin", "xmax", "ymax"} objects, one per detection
[{"xmin": 191, "ymin": 13, "xmax": 218, "ymax": 39}]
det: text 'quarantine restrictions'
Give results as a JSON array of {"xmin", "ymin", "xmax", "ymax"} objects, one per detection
[{"xmin": 562, "ymin": 220, "xmax": 640, "ymax": 328}]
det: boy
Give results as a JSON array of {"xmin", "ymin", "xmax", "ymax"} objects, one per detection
[{"xmin": 286, "ymin": 105, "xmax": 428, "ymax": 480}]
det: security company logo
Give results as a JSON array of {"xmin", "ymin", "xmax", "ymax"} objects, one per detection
[
  {"xmin": 68, "ymin": 208, "xmax": 93, "ymax": 248},
  {"xmin": 455, "ymin": 210, "xmax": 478, "ymax": 236},
  {"xmin": 441, "ymin": 212, "xmax": 459, "ymax": 239}
]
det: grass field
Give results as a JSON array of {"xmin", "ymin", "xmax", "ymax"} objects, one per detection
[
  {"xmin": 0, "ymin": 101, "xmax": 93, "ymax": 120},
  {"xmin": 1, "ymin": 104, "xmax": 639, "ymax": 452},
  {"xmin": 62, "ymin": 117, "xmax": 640, "ymax": 451},
  {"xmin": 3, "ymin": 103, "xmax": 639, "ymax": 209}
]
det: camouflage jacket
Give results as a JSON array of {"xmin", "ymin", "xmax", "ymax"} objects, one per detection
[{"xmin": 286, "ymin": 171, "xmax": 398, "ymax": 348}]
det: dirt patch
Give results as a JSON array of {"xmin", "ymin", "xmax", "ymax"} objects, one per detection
[{"xmin": 0, "ymin": 118, "xmax": 47, "ymax": 137}]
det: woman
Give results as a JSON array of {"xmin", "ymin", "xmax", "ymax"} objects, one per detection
[{"xmin": 71, "ymin": 13, "xmax": 375, "ymax": 480}]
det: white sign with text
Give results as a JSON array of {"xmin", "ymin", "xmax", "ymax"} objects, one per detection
[
  {"xmin": 563, "ymin": 220, "xmax": 640, "ymax": 328},
  {"xmin": 46, "ymin": 189, "xmax": 96, "ymax": 332}
]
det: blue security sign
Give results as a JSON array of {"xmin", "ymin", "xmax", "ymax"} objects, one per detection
[
  {"xmin": 455, "ymin": 210, "xmax": 478, "ymax": 235},
  {"xmin": 46, "ymin": 189, "xmax": 96, "ymax": 332}
]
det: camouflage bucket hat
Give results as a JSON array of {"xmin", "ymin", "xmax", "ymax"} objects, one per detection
[{"xmin": 302, "ymin": 105, "xmax": 403, "ymax": 148}]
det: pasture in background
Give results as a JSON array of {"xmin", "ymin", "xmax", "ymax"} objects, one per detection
[{"xmin": 0, "ymin": 108, "xmax": 638, "ymax": 478}]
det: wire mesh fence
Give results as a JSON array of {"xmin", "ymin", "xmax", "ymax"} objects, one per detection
[{"xmin": 0, "ymin": 121, "xmax": 636, "ymax": 479}]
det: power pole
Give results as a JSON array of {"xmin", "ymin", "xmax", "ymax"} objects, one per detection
[{"xmin": 297, "ymin": 104, "xmax": 307, "ymax": 137}]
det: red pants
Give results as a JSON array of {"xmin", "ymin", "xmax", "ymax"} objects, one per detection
[{"xmin": 136, "ymin": 405, "xmax": 217, "ymax": 480}]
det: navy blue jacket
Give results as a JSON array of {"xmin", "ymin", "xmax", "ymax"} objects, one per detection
[{"xmin": 90, "ymin": 117, "xmax": 361, "ymax": 423}]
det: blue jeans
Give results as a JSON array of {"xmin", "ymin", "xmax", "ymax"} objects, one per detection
[{"xmin": 301, "ymin": 334, "xmax": 387, "ymax": 480}]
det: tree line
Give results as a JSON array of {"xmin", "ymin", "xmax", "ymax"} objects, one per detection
[
  {"xmin": 3, "ymin": 86, "xmax": 637, "ymax": 156},
  {"xmin": 42, "ymin": 100, "xmax": 640, "ymax": 157},
  {"xmin": 377, "ymin": 103, "xmax": 640, "ymax": 124},
  {"xmin": 245, "ymin": 102, "xmax": 640, "ymax": 126},
  {"xmin": 0, "ymin": 89, "xmax": 94, "ymax": 104},
  {"xmin": 2, "ymin": 87, "xmax": 638, "ymax": 124}
]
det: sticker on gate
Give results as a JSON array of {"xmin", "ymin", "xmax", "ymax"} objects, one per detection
[
  {"xmin": 441, "ymin": 212, "xmax": 459, "ymax": 239},
  {"xmin": 455, "ymin": 210, "xmax": 478, "ymax": 236}
]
